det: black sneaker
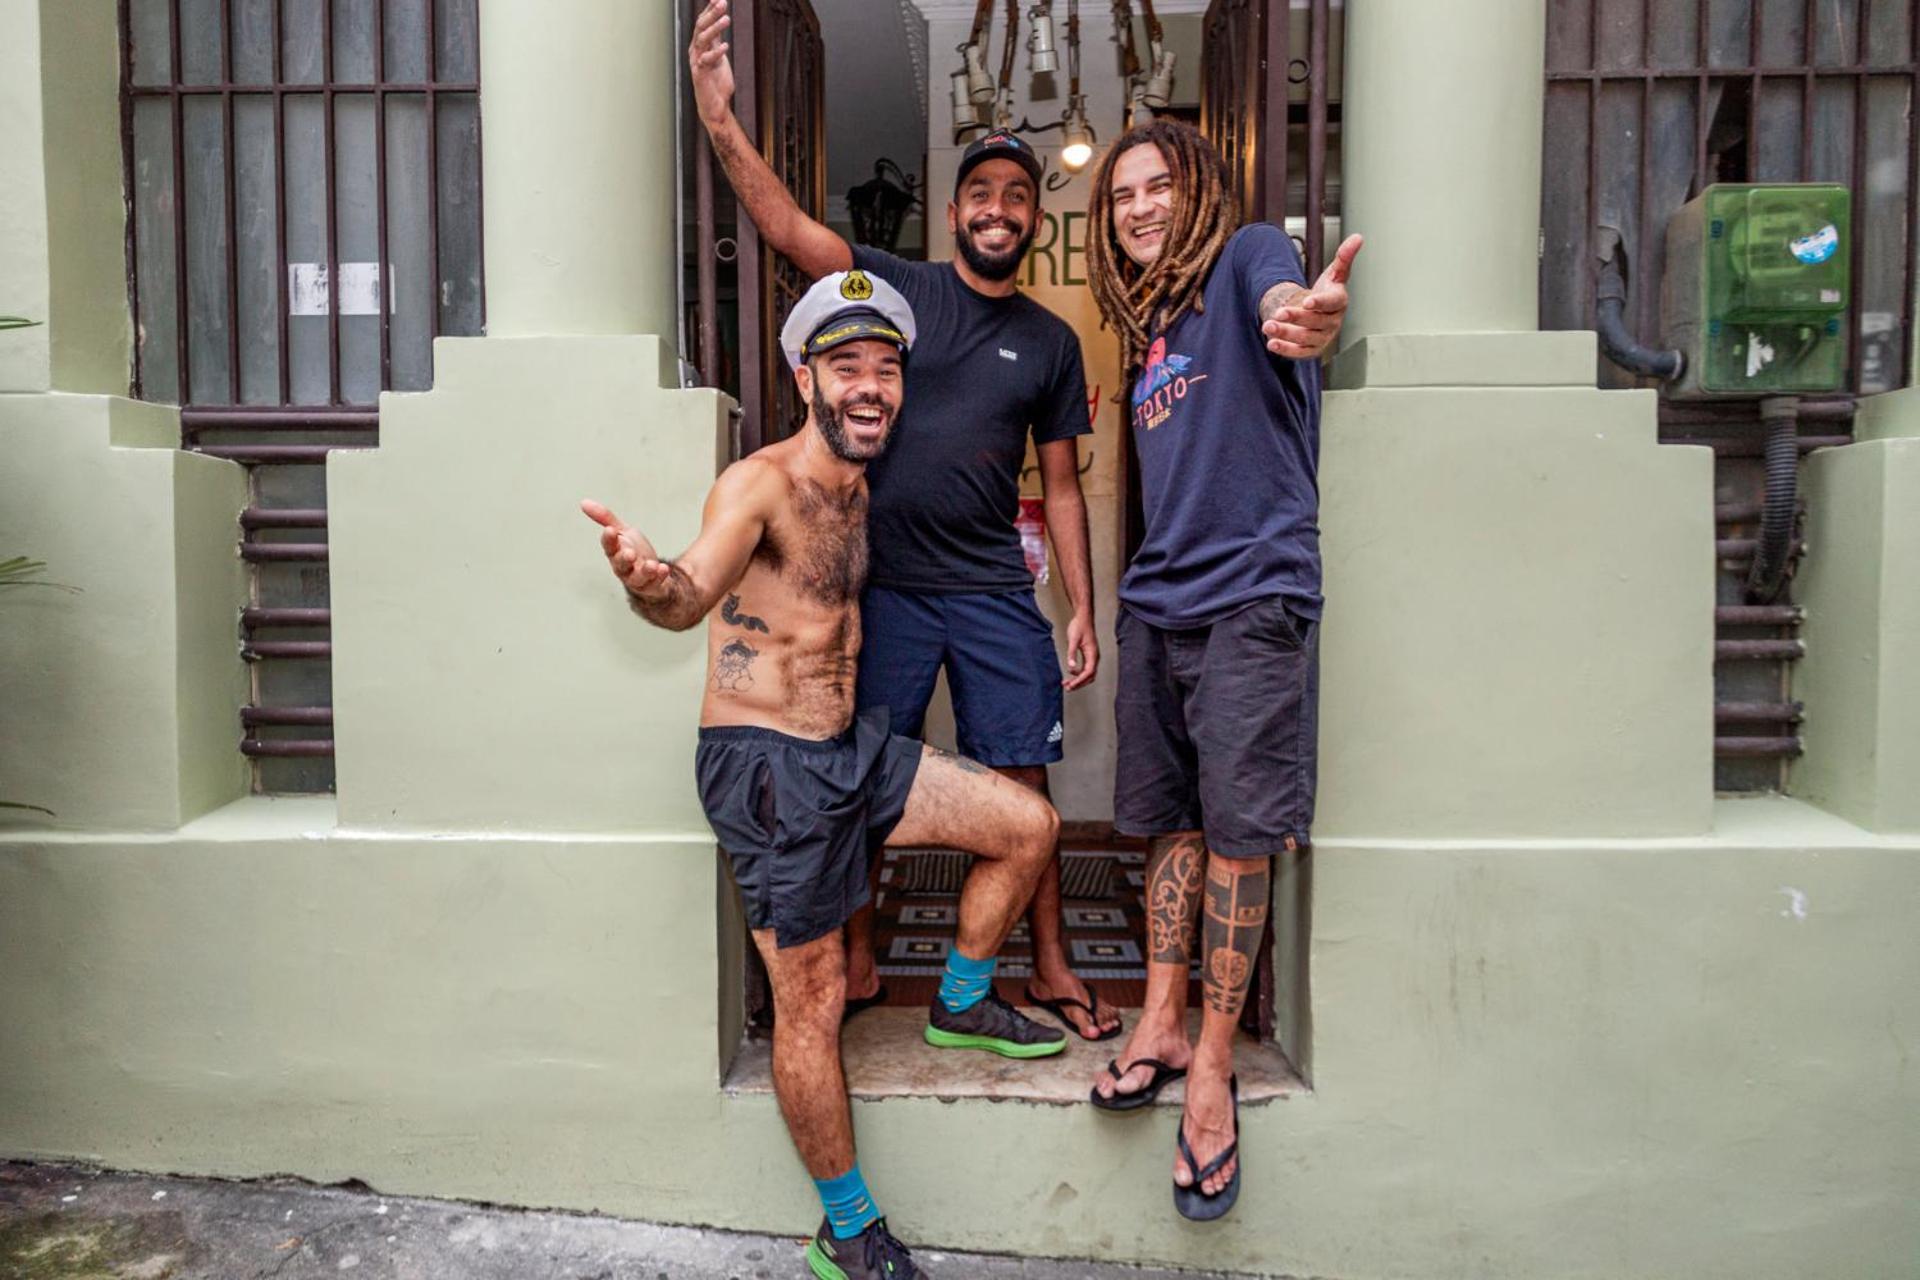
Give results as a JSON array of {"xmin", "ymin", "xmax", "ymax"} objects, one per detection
[
  {"xmin": 805, "ymin": 1216, "xmax": 923, "ymax": 1279},
  {"xmin": 923, "ymin": 990, "xmax": 1068, "ymax": 1059}
]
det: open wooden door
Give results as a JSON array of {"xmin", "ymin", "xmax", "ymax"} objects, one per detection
[{"xmin": 731, "ymin": 0, "xmax": 827, "ymax": 454}]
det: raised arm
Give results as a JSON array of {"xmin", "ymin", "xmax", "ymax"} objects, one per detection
[
  {"xmin": 689, "ymin": 0, "xmax": 852, "ymax": 279},
  {"xmin": 581, "ymin": 461, "xmax": 781, "ymax": 632},
  {"xmin": 1260, "ymin": 233, "xmax": 1363, "ymax": 360}
]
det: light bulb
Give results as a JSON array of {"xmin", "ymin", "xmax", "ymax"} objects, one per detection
[{"xmin": 1060, "ymin": 97, "xmax": 1095, "ymax": 173}]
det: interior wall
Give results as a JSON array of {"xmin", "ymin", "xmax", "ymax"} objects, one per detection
[{"xmin": 904, "ymin": 5, "xmax": 1209, "ymax": 821}]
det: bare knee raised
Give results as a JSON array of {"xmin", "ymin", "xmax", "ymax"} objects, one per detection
[{"xmin": 1012, "ymin": 794, "xmax": 1060, "ymax": 867}]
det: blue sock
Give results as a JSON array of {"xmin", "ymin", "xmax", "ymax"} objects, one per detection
[
  {"xmin": 815, "ymin": 1163, "xmax": 880, "ymax": 1240},
  {"xmin": 937, "ymin": 949, "xmax": 996, "ymax": 1013}
]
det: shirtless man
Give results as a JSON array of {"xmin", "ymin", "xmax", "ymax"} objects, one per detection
[{"xmin": 582, "ymin": 271, "xmax": 1065, "ymax": 1280}]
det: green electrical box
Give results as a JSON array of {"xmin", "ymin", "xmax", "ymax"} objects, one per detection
[{"xmin": 1661, "ymin": 183, "xmax": 1851, "ymax": 397}]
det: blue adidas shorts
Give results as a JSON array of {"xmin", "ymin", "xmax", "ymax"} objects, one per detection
[{"xmin": 856, "ymin": 586, "xmax": 1066, "ymax": 768}]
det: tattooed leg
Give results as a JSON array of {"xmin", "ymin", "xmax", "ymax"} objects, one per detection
[
  {"xmin": 1177, "ymin": 852, "xmax": 1271, "ymax": 1196},
  {"xmin": 1091, "ymin": 830, "xmax": 1206, "ymax": 1101}
]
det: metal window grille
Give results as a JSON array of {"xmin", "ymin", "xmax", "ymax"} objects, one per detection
[
  {"xmin": 1543, "ymin": 0, "xmax": 1918, "ymax": 795},
  {"xmin": 1542, "ymin": 0, "xmax": 1917, "ymax": 396},
  {"xmin": 1198, "ymin": 0, "xmax": 1342, "ymax": 1049},
  {"xmin": 122, "ymin": 0, "xmax": 485, "ymax": 793},
  {"xmin": 1201, "ymin": 0, "xmax": 1343, "ymax": 278}
]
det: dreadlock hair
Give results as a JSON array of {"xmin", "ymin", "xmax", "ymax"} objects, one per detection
[{"xmin": 1086, "ymin": 119, "xmax": 1241, "ymax": 379}]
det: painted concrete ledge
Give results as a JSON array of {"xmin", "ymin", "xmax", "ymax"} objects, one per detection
[
  {"xmin": 4, "ymin": 796, "xmax": 1917, "ymax": 1278},
  {"xmin": 725, "ymin": 1008, "xmax": 1305, "ymax": 1108},
  {"xmin": 1326, "ymin": 331, "xmax": 1600, "ymax": 390}
]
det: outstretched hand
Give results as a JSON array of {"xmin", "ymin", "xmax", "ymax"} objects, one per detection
[
  {"xmin": 581, "ymin": 499, "xmax": 671, "ymax": 598},
  {"xmin": 1261, "ymin": 233, "xmax": 1363, "ymax": 360},
  {"xmin": 689, "ymin": 0, "xmax": 737, "ymax": 128}
]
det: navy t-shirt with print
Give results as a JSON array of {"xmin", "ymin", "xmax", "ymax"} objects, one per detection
[
  {"xmin": 850, "ymin": 246, "xmax": 1091, "ymax": 594},
  {"xmin": 1119, "ymin": 223, "xmax": 1323, "ymax": 629}
]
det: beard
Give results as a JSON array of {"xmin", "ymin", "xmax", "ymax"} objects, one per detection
[
  {"xmin": 954, "ymin": 214, "xmax": 1037, "ymax": 282},
  {"xmin": 812, "ymin": 383, "xmax": 897, "ymax": 462}
]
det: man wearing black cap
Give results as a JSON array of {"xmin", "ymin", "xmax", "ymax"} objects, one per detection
[{"xmin": 692, "ymin": 1, "xmax": 1120, "ymax": 1042}]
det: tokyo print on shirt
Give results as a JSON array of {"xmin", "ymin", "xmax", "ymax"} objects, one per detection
[{"xmin": 1120, "ymin": 222, "xmax": 1325, "ymax": 630}]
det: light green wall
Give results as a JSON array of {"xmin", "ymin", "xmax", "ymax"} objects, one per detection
[
  {"xmin": 478, "ymin": 0, "xmax": 679, "ymax": 341},
  {"xmin": 1792, "ymin": 390, "xmax": 1920, "ymax": 833},
  {"xmin": 1, "ymin": 0, "xmax": 53, "ymax": 391},
  {"xmin": 3, "ymin": 797, "xmax": 1915, "ymax": 1280},
  {"xmin": 1339, "ymin": 0, "xmax": 1546, "ymax": 345},
  {"xmin": 38, "ymin": 0, "xmax": 132, "ymax": 395},
  {"xmin": 1317, "ymin": 384, "xmax": 1715, "ymax": 838},
  {"xmin": 327, "ymin": 336, "xmax": 727, "ymax": 833},
  {"xmin": 0, "ymin": 393, "xmax": 249, "ymax": 831}
]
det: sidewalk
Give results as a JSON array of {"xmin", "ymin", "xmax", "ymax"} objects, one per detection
[{"xmin": 0, "ymin": 1162, "xmax": 1275, "ymax": 1280}]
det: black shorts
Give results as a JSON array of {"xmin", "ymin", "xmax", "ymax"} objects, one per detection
[
  {"xmin": 695, "ymin": 709, "xmax": 924, "ymax": 949},
  {"xmin": 1113, "ymin": 595, "xmax": 1319, "ymax": 858}
]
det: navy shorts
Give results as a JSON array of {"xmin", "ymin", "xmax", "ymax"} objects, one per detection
[
  {"xmin": 695, "ymin": 710, "xmax": 924, "ymax": 949},
  {"xmin": 1113, "ymin": 595, "xmax": 1320, "ymax": 859},
  {"xmin": 856, "ymin": 586, "xmax": 1065, "ymax": 768}
]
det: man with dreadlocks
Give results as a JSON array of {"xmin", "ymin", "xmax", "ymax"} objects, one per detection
[
  {"xmin": 692, "ymin": 0, "xmax": 1125, "ymax": 1048},
  {"xmin": 1082, "ymin": 118, "xmax": 1362, "ymax": 1222}
]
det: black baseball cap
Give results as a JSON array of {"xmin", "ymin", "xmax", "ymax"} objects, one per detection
[{"xmin": 955, "ymin": 129, "xmax": 1044, "ymax": 195}]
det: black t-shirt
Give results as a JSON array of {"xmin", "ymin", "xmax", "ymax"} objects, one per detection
[{"xmin": 850, "ymin": 246, "xmax": 1091, "ymax": 593}]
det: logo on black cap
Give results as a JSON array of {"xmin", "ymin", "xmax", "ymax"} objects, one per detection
[{"xmin": 840, "ymin": 270, "xmax": 875, "ymax": 302}]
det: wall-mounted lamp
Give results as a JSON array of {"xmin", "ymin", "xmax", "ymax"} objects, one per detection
[{"xmin": 847, "ymin": 158, "xmax": 923, "ymax": 254}]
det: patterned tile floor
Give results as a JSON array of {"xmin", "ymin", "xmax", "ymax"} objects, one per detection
[{"xmin": 869, "ymin": 841, "xmax": 1200, "ymax": 1009}]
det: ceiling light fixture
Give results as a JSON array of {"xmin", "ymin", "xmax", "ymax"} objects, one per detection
[
  {"xmin": 1058, "ymin": 0, "xmax": 1094, "ymax": 172},
  {"xmin": 1027, "ymin": 2, "xmax": 1058, "ymax": 74},
  {"xmin": 1061, "ymin": 94, "xmax": 1095, "ymax": 172}
]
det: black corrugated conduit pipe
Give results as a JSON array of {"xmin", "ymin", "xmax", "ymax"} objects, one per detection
[
  {"xmin": 1593, "ymin": 227, "xmax": 1685, "ymax": 381},
  {"xmin": 1745, "ymin": 395, "xmax": 1801, "ymax": 604}
]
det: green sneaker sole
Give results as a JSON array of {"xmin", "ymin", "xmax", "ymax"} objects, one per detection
[
  {"xmin": 923, "ymin": 1024, "xmax": 1068, "ymax": 1059},
  {"xmin": 805, "ymin": 1239, "xmax": 850, "ymax": 1279}
]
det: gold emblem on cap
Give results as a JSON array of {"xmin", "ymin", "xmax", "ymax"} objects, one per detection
[{"xmin": 840, "ymin": 270, "xmax": 875, "ymax": 302}]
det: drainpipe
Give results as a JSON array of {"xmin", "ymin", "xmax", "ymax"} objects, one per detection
[
  {"xmin": 1745, "ymin": 395, "xmax": 1801, "ymax": 604},
  {"xmin": 1593, "ymin": 226, "xmax": 1685, "ymax": 381}
]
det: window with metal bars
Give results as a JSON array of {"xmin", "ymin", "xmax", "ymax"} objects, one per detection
[
  {"xmin": 1541, "ymin": 0, "xmax": 1917, "ymax": 796},
  {"xmin": 121, "ymin": 0, "xmax": 485, "ymax": 793},
  {"xmin": 1542, "ymin": 0, "xmax": 1915, "ymax": 396}
]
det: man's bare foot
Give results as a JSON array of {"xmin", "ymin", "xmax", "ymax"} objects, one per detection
[
  {"xmin": 1091, "ymin": 1011, "xmax": 1191, "ymax": 1102},
  {"xmin": 1175, "ymin": 1047, "xmax": 1238, "ymax": 1196},
  {"xmin": 1027, "ymin": 964, "xmax": 1122, "ymax": 1039}
]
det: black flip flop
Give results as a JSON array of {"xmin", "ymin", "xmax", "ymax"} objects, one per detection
[
  {"xmin": 841, "ymin": 984, "xmax": 889, "ymax": 1024},
  {"xmin": 1024, "ymin": 983, "xmax": 1123, "ymax": 1042},
  {"xmin": 1089, "ymin": 1056, "xmax": 1187, "ymax": 1112},
  {"xmin": 1173, "ymin": 1075, "xmax": 1240, "ymax": 1222}
]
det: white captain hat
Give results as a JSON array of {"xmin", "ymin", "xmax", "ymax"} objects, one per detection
[{"xmin": 779, "ymin": 268, "xmax": 916, "ymax": 370}]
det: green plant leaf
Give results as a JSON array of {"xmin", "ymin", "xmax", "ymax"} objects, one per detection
[
  {"xmin": 0, "ymin": 555, "xmax": 80, "ymax": 592},
  {"xmin": 0, "ymin": 800, "xmax": 56, "ymax": 816},
  {"xmin": 0, "ymin": 316, "xmax": 43, "ymax": 331}
]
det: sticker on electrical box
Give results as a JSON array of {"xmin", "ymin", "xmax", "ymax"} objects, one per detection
[{"xmin": 1788, "ymin": 224, "xmax": 1839, "ymax": 265}]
